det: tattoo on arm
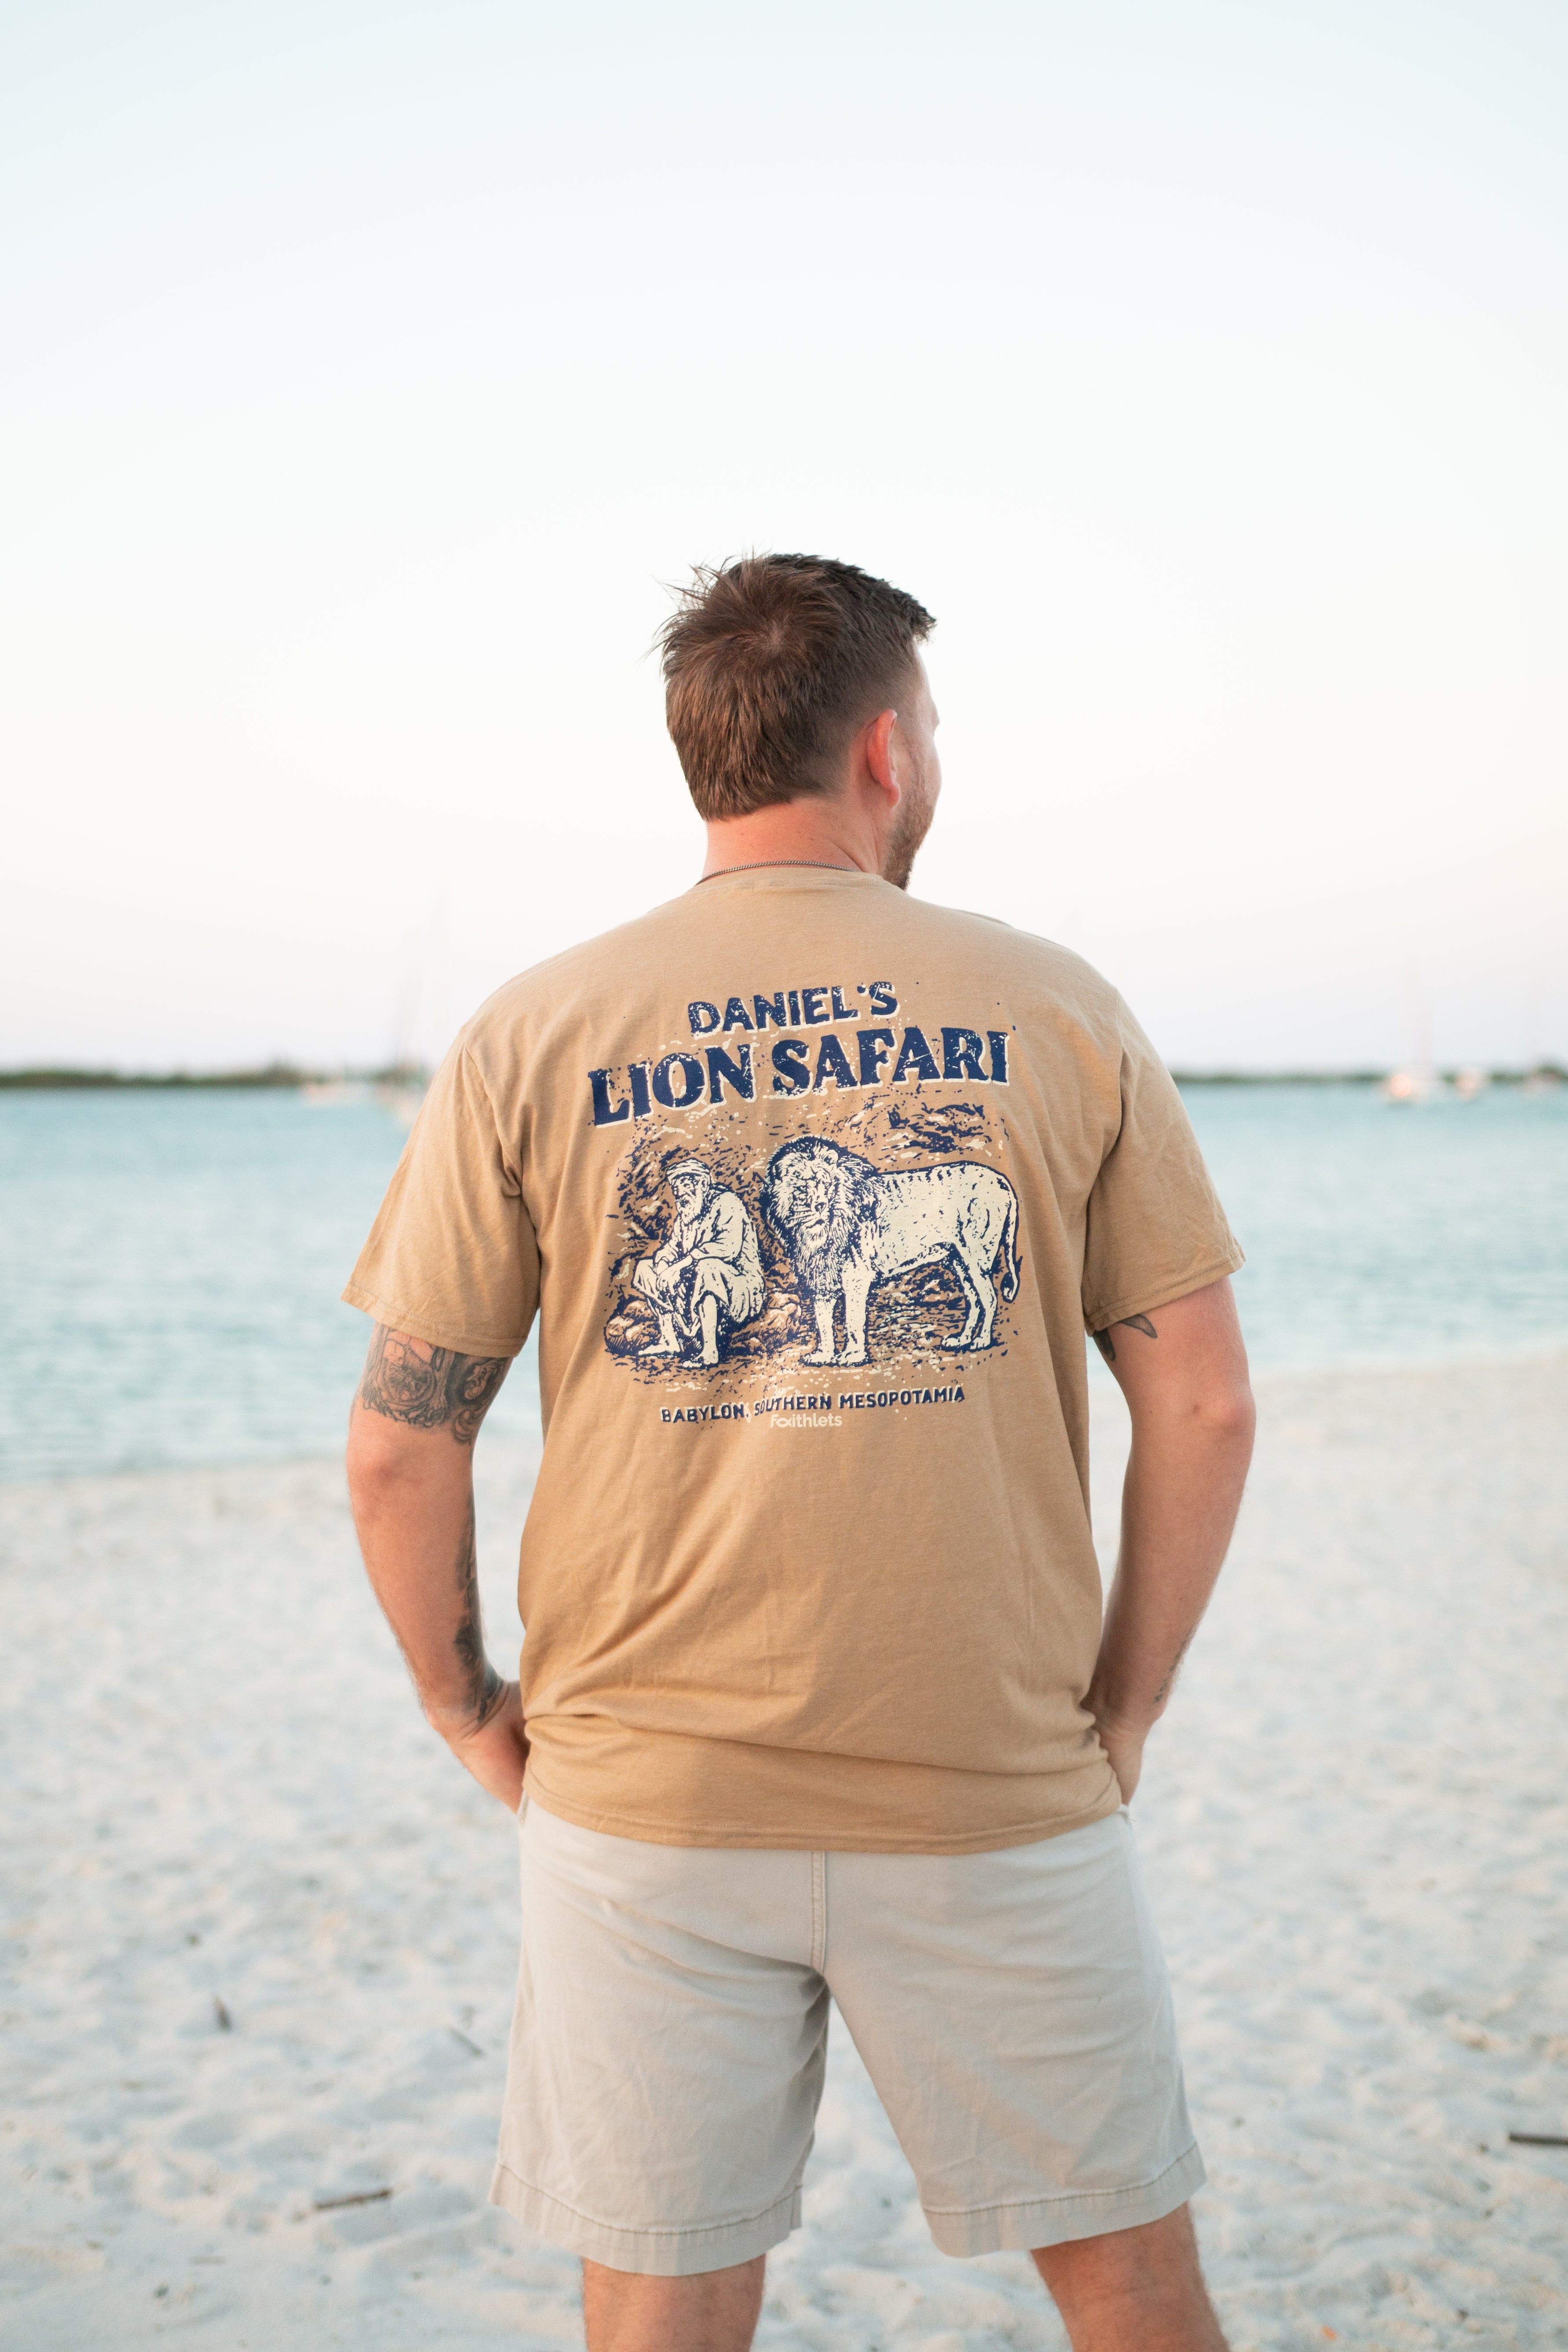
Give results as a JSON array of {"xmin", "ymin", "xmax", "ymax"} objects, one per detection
[
  {"xmin": 1092, "ymin": 1311, "xmax": 1158, "ymax": 1365},
  {"xmin": 1152, "ymin": 1623, "xmax": 1198, "ymax": 1705},
  {"xmin": 449, "ymin": 1498, "xmax": 508, "ymax": 1730},
  {"xmin": 359, "ymin": 1327, "xmax": 508, "ymax": 1446}
]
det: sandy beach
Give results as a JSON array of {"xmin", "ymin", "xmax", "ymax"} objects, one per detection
[{"xmin": 4, "ymin": 1352, "xmax": 1567, "ymax": 2351}]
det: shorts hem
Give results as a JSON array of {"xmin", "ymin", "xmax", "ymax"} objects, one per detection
[
  {"xmin": 488, "ymin": 2161, "xmax": 802, "ymax": 2276},
  {"xmin": 923, "ymin": 2142, "xmax": 1207, "ymax": 2257}
]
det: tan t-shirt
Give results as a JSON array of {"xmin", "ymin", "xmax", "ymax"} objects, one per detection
[{"xmin": 346, "ymin": 867, "xmax": 1243, "ymax": 1851}]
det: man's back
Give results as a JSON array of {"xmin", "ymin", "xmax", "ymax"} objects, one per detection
[
  {"xmin": 344, "ymin": 554, "xmax": 1251, "ymax": 2351},
  {"xmin": 347, "ymin": 862, "xmax": 1241, "ymax": 1852}
]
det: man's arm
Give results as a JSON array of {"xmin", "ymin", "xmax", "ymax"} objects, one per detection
[
  {"xmin": 346, "ymin": 1326, "xmax": 527, "ymax": 1809},
  {"xmin": 1086, "ymin": 1276, "xmax": 1255, "ymax": 1802}
]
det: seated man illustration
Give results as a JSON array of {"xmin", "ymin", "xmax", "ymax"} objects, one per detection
[{"xmin": 633, "ymin": 1158, "xmax": 766, "ymax": 1368}]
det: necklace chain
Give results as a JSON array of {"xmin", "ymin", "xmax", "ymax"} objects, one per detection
[{"xmin": 696, "ymin": 859, "xmax": 859, "ymax": 884}]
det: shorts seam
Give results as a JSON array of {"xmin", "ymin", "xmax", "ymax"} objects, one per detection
[
  {"xmin": 491, "ymin": 2160, "xmax": 800, "ymax": 2242},
  {"xmin": 921, "ymin": 2142, "xmax": 1203, "ymax": 2219}
]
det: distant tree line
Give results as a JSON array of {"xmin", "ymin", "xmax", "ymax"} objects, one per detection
[
  {"xmin": 1168, "ymin": 1067, "xmax": 1566, "ymax": 1086},
  {"xmin": 0, "ymin": 1062, "xmax": 430, "ymax": 1090},
  {"xmin": 0, "ymin": 1062, "xmax": 1560, "ymax": 1092}
]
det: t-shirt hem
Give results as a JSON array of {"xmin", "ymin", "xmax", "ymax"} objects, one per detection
[
  {"xmin": 1082, "ymin": 1245, "xmax": 1246, "ymax": 1337},
  {"xmin": 339, "ymin": 1281, "xmax": 523, "ymax": 1362},
  {"xmin": 520, "ymin": 1766, "xmax": 1124, "ymax": 1855}
]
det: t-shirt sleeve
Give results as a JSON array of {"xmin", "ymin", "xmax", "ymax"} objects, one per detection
[
  {"xmin": 342, "ymin": 1041, "xmax": 539, "ymax": 1358},
  {"xmin": 1080, "ymin": 999, "xmax": 1244, "ymax": 1335}
]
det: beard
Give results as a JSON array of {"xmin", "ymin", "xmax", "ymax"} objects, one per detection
[{"xmin": 881, "ymin": 769, "xmax": 937, "ymax": 891}]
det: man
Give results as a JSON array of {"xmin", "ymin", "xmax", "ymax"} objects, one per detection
[
  {"xmin": 345, "ymin": 553, "xmax": 1255, "ymax": 2352},
  {"xmin": 631, "ymin": 1157, "xmax": 765, "ymax": 1366}
]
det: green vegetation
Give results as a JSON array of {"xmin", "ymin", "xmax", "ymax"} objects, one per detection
[
  {"xmin": 0, "ymin": 1063, "xmax": 1560, "ymax": 1091},
  {"xmin": 1168, "ymin": 1070, "xmax": 1386, "ymax": 1087},
  {"xmin": 1169, "ymin": 1067, "xmax": 1565, "ymax": 1087},
  {"xmin": 0, "ymin": 1063, "xmax": 427, "ymax": 1090}
]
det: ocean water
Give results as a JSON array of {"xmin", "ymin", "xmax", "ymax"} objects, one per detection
[
  {"xmin": 1184, "ymin": 1081, "xmax": 1568, "ymax": 1373},
  {"xmin": 0, "ymin": 1090, "xmax": 539, "ymax": 1485},
  {"xmin": 1, "ymin": 1082, "xmax": 1564, "ymax": 1482}
]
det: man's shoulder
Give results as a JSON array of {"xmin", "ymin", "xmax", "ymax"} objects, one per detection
[
  {"xmin": 458, "ymin": 898, "xmax": 693, "ymax": 1041},
  {"xmin": 455, "ymin": 883, "xmax": 1126, "ymax": 1060},
  {"xmin": 899, "ymin": 894, "xmax": 1122, "ymax": 1010}
]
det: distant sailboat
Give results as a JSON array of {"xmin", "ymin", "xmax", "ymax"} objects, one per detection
[
  {"xmin": 375, "ymin": 1074, "xmax": 427, "ymax": 1130},
  {"xmin": 375, "ymin": 885, "xmax": 446, "ymax": 1129},
  {"xmin": 1383, "ymin": 1062, "xmax": 1490, "ymax": 1103},
  {"xmin": 300, "ymin": 1073, "xmax": 367, "ymax": 1107},
  {"xmin": 1383, "ymin": 999, "xmax": 1449, "ymax": 1105},
  {"xmin": 1520, "ymin": 974, "xmax": 1561, "ymax": 1093},
  {"xmin": 1381, "ymin": 1063, "xmax": 1449, "ymax": 1104}
]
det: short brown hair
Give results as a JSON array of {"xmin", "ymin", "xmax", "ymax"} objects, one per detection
[{"xmin": 658, "ymin": 554, "xmax": 935, "ymax": 820}]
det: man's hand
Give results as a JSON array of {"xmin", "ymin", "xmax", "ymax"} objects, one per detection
[
  {"xmin": 1086, "ymin": 1277, "xmax": 1254, "ymax": 1797},
  {"xmin": 431, "ymin": 1677, "xmax": 530, "ymax": 1811},
  {"xmin": 1091, "ymin": 1712, "xmax": 1147, "ymax": 1806}
]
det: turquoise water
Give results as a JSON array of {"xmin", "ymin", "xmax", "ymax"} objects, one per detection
[
  {"xmin": 1, "ymin": 1083, "xmax": 1564, "ymax": 1481},
  {"xmin": 0, "ymin": 1091, "xmax": 540, "ymax": 1483},
  {"xmin": 1185, "ymin": 1082, "xmax": 1568, "ymax": 1373}
]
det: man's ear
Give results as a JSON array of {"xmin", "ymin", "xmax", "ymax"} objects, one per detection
[{"xmin": 863, "ymin": 708, "xmax": 902, "ymax": 809}]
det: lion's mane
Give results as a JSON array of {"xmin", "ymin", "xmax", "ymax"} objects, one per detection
[{"xmin": 761, "ymin": 1136, "xmax": 877, "ymax": 1294}]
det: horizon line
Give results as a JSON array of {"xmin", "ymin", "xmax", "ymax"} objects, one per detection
[{"xmin": 1, "ymin": 1060, "xmax": 1564, "ymax": 1092}]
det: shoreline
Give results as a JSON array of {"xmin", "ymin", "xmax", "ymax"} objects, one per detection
[
  {"xmin": 5, "ymin": 1341, "xmax": 1568, "ymax": 1494},
  {"xmin": 4, "ymin": 1066, "xmax": 1565, "ymax": 1090}
]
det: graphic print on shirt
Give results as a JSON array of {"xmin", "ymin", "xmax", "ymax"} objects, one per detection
[
  {"xmin": 602, "ymin": 1093, "xmax": 1022, "ymax": 1382},
  {"xmin": 626, "ymin": 1157, "xmax": 767, "ymax": 1368},
  {"xmin": 762, "ymin": 1134, "xmax": 1019, "ymax": 1366}
]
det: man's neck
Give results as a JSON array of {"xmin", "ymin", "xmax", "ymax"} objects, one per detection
[{"xmin": 701, "ymin": 799, "xmax": 881, "ymax": 882}]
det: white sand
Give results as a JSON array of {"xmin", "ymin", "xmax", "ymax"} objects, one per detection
[{"xmin": 4, "ymin": 1354, "xmax": 1567, "ymax": 2351}]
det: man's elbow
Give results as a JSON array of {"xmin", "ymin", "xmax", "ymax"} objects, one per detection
[
  {"xmin": 1137, "ymin": 1375, "xmax": 1255, "ymax": 1451},
  {"xmin": 1199, "ymin": 1380, "xmax": 1256, "ymax": 1452},
  {"xmin": 346, "ymin": 1406, "xmax": 441, "ymax": 1501}
]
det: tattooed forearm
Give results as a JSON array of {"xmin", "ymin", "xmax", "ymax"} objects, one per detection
[
  {"xmin": 359, "ymin": 1327, "xmax": 508, "ymax": 1446},
  {"xmin": 444, "ymin": 1498, "xmax": 508, "ymax": 1730},
  {"xmin": 1092, "ymin": 1311, "xmax": 1159, "ymax": 1365}
]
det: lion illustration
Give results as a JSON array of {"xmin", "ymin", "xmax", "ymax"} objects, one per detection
[{"xmin": 762, "ymin": 1135, "xmax": 1021, "ymax": 1366}]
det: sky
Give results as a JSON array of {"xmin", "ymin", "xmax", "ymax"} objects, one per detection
[{"xmin": 4, "ymin": 0, "xmax": 1565, "ymax": 1074}]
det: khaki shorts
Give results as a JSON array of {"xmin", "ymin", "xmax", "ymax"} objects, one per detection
[{"xmin": 489, "ymin": 1800, "xmax": 1203, "ymax": 2276}]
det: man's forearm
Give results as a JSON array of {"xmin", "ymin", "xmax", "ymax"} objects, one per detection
[
  {"xmin": 347, "ymin": 1329, "xmax": 527, "ymax": 1810},
  {"xmin": 1084, "ymin": 1280, "xmax": 1255, "ymax": 1791},
  {"xmin": 349, "ymin": 1446, "xmax": 505, "ymax": 1726},
  {"xmin": 1087, "ymin": 1406, "xmax": 1253, "ymax": 1736},
  {"xmin": 346, "ymin": 1328, "xmax": 512, "ymax": 1729}
]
